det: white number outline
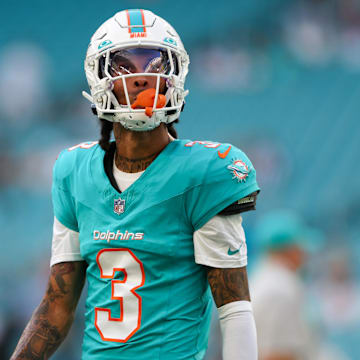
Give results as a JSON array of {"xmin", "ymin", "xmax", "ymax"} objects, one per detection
[
  {"xmin": 184, "ymin": 140, "xmax": 221, "ymax": 149},
  {"xmin": 67, "ymin": 141, "xmax": 98, "ymax": 151},
  {"xmin": 94, "ymin": 248, "xmax": 145, "ymax": 343}
]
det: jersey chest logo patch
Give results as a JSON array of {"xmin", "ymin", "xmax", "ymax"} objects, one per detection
[
  {"xmin": 227, "ymin": 159, "xmax": 249, "ymax": 182},
  {"xmin": 114, "ymin": 197, "xmax": 126, "ymax": 215}
]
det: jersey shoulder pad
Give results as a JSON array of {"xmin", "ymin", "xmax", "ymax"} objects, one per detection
[
  {"xmin": 180, "ymin": 139, "xmax": 257, "ymax": 187},
  {"xmin": 53, "ymin": 141, "xmax": 99, "ymax": 184},
  {"xmin": 209, "ymin": 143, "xmax": 256, "ymax": 183},
  {"xmin": 180, "ymin": 139, "xmax": 260, "ymax": 229}
]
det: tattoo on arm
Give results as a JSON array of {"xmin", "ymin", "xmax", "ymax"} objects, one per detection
[
  {"xmin": 10, "ymin": 261, "xmax": 86, "ymax": 360},
  {"xmin": 13, "ymin": 316, "xmax": 63, "ymax": 360},
  {"xmin": 53, "ymin": 262, "xmax": 75, "ymax": 294},
  {"xmin": 207, "ymin": 267, "xmax": 250, "ymax": 307}
]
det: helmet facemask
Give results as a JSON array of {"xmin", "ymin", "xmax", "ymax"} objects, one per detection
[
  {"xmin": 100, "ymin": 47, "xmax": 178, "ymax": 111},
  {"xmin": 84, "ymin": 44, "xmax": 188, "ymax": 131}
]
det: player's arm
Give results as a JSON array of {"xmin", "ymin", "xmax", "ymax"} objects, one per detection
[
  {"xmin": 193, "ymin": 204, "xmax": 258, "ymax": 360},
  {"xmin": 188, "ymin": 144, "xmax": 260, "ymax": 358},
  {"xmin": 10, "ymin": 261, "xmax": 86, "ymax": 360},
  {"xmin": 207, "ymin": 266, "xmax": 250, "ymax": 306},
  {"xmin": 207, "ymin": 266, "xmax": 257, "ymax": 360}
]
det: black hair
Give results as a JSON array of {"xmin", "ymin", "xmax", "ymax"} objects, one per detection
[
  {"xmin": 98, "ymin": 119, "xmax": 113, "ymax": 151},
  {"xmin": 167, "ymin": 120, "xmax": 178, "ymax": 139},
  {"xmin": 98, "ymin": 119, "xmax": 179, "ymax": 151}
]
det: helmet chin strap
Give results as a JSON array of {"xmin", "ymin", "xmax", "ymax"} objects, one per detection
[{"xmin": 116, "ymin": 112, "xmax": 165, "ymax": 132}]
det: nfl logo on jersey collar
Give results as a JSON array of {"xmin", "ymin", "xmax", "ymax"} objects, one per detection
[
  {"xmin": 227, "ymin": 159, "xmax": 249, "ymax": 182},
  {"xmin": 114, "ymin": 197, "xmax": 126, "ymax": 215}
]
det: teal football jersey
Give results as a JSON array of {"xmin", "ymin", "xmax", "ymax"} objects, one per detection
[{"xmin": 52, "ymin": 139, "xmax": 260, "ymax": 360}]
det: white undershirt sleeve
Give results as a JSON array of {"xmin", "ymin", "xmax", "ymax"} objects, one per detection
[
  {"xmin": 50, "ymin": 216, "xmax": 83, "ymax": 267},
  {"xmin": 193, "ymin": 214, "xmax": 247, "ymax": 268},
  {"xmin": 218, "ymin": 301, "xmax": 258, "ymax": 360}
]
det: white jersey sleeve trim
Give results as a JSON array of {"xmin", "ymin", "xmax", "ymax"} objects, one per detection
[
  {"xmin": 50, "ymin": 216, "xmax": 83, "ymax": 267},
  {"xmin": 193, "ymin": 214, "xmax": 247, "ymax": 268}
]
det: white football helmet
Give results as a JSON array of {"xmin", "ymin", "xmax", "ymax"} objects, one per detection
[{"xmin": 83, "ymin": 9, "xmax": 190, "ymax": 131}]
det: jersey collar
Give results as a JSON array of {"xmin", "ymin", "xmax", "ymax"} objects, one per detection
[{"xmin": 90, "ymin": 139, "xmax": 177, "ymax": 200}]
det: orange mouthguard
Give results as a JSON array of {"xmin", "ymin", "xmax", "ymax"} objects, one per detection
[{"xmin": 131, "ymin": 88, "xmax": 166, "ymax": 117}]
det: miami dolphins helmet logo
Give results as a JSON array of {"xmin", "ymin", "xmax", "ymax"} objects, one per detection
[{"xmin": 227, "ymin": 160, "xmax": 249, "ymax": 182}]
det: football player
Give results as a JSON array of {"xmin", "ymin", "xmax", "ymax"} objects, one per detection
[{"xmin": 11, "ymin": 9, "xmax": 259, "ymax": 360}]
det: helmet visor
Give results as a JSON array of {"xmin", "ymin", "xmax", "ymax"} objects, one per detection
[{"xmin": 103, "ymin": 48, "xmax": 175, "ymax": 78}]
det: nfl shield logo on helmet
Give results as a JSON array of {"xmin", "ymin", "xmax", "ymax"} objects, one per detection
[{"xmin": 114, "ymin": 197, "xmax": 126, "ymax": 215}]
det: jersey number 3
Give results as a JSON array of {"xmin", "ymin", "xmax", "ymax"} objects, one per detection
[{"xmin": 95, "ymin": 249, "xmax": 145, "ymax": 342}]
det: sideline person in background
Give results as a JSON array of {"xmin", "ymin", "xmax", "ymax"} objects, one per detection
[{"xmin": 250, "ymin": 210, "xmax": 316, "ymax": 360}]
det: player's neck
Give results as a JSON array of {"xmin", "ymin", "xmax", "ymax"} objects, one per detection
[{"xmin": 113, "ymin": 123, "xmax": 171, "ymax": 173}]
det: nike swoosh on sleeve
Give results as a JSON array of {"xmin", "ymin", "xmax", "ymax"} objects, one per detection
[
  {"xmin": 227, "ymin": 248, "xmax": 240, "ymax": 256},
  {"xmin": 217, "ymin": 145, "xmax": 232, "ymax": 159}
]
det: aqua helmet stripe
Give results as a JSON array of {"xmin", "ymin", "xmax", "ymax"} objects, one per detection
[{"xmin": 127, "ymin": 9, "xmax": 146, "ymax": 33}]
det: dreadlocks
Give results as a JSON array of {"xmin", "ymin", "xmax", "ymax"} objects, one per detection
[
  {"xmin": 98, "ymin": 119, "xmax": 179, "ymax": 151},
  {"xmin": 98, "ymin": 119, "xmax": 113, "ymax": 151}
]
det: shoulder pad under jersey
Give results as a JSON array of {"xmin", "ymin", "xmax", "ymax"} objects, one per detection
[
  {"xmin": 53, "ymin": 141, "xmax": 99, "ymax": 184},
  {"xmin": 180, "ymin": 140, "xmax": 260, "ymax": 230}
]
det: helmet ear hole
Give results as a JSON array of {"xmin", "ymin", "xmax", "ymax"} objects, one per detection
[
  {"xmin": 172, "ymin": 52, "xmax": 180, "ymax": 75},
  {"xmin": 99, "ymin": 55, "xmax": 106, "ymax": 79}
]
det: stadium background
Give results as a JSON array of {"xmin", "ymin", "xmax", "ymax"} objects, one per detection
[{"xmin": 1, "ymin": 0, "xmax": 360, "ymax": 358}]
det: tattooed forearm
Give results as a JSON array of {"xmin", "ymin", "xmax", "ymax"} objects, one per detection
[
  {"xmin": 207, "ymin": 267, "xmax": 250, "ymax": 307},
  {"xmin": 10, "ymin": 261, "xmax": 86, "ymax": 360},
  {"xmin": 52, "ymin": 262, "xmax": 75, "ymax": 295},
  {"xmin": 11, "ymin": 303, "xmax": 69, "ymax": 359}
]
